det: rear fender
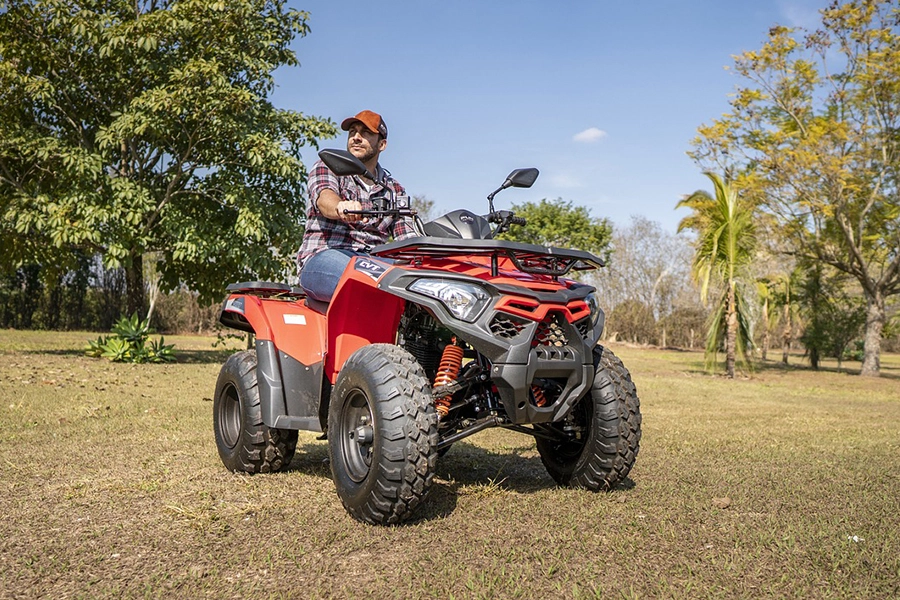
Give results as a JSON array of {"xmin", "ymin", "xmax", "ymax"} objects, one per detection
[{"xmin": 219, "ymin": 292, "xmax": 327, "ymax": 431}]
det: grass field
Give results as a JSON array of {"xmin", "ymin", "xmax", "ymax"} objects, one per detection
[{"xmin": 1, "ymin": 330, "xmax": 898, "ymax": 599}]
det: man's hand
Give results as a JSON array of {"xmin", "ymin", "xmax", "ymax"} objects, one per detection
[
  {"xmin": 317, "ymin": 189, "xmax": 364, "ymax": 223},
  {"xmin": 335, "ymin": 200, "xmax": 364, "ymax": 223}
]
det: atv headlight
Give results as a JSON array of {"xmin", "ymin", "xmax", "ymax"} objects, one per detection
[
  {"xmin": 585, "ymin": 292, "xmax": 601, "ymax": 327},
  {"xmin": 408, "ymin": 279, "xmax": 491, "ymax": 322}
]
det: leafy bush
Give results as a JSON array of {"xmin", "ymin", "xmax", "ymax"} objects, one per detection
[{"xmin": 84, "ymin": 314, "xmax": 176, "ymax": 363}]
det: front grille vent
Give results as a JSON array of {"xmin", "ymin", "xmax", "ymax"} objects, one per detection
[
  {"xmin": 532, "ymin": 315, "xmax": 569, "ymax": 347},
  {"xmin": 574, "ymin": 316, "xmax": 593, "ymax": 340},
  {"xmin": 489, "ymin": 313, "xmax": 529, "ymax": 339}
]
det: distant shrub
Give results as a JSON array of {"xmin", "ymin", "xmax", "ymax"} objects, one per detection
[{"xmin": 85, "ymin": 313, "xmax": 176, "ymax": 364}]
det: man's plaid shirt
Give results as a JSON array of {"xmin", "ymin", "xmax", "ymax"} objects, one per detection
[{"xmin": 296, "ymin": 160, "xmax": 417, "ymax": 271}]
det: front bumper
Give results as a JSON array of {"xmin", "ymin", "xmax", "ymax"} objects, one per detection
[{"xmin": 379, "ymin": 269, "xmax": 604, "ymax": 424}]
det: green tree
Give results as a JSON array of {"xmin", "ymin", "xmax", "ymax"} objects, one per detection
[
  {"xmin": 798, "ymin": 263, "xmax": 866, "ymax": 371},
  {"xmin": 678, "ymin": 172, "xmax": 757, "ymax": 378},
  {"xmin": 0, "ymin": 0, "xmax": 337, "ymax": 316},
  {"xmin": 690, "ymin": 0, "xmax": 900, "ymax": 376},
  {"xmin": 497, "ymin": 197, "xmax": 613, "ymax": 262},
  {"xmin": 770, "ymin": 269, "xmax": 805, "ymax": 366},
  {"xmin": 755, "ymin": 278, "xmax": 774, "ymax": 361}
]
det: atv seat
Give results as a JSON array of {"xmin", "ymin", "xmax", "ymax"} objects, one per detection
[{"xmin": 305, "ymin": 297, "xmax": 329, "ymax": 315}]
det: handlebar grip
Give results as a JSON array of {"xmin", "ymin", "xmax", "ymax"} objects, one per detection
[{"xmin": 486, "ymin": 211, "xmax": 526, "ymax": 226}]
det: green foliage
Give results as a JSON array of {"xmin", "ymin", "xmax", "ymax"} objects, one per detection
[
  {"xmin": 0, "ymin": 256, "xmax": 126, "ymax": 331},
  {"xmin": 112, "ymin": 312, "xmax": 151, "ymax": 345},
  {"xmin": 84, "ymin": 335, "xmax": 110, "ymax": 358},
  {"xmin": 84, "ymin": 313, "xmax": 176, "ymax": 363},
  {"xmin": 690, "ymin": 0, "xmax": 900, "ymax": 376},
  {"xmin": 798, "ymin": 264, "xmax": 866, "ymax": 369},
  {"xmin": 0, "ymin": 0, "xmax": 338, "ymax": 312},
  {"xmin": 212, "ymin": 330, "xmax": 249, "ymax": 349},
  {"xmin": 678, "ymin": 172, "xmax": 757, "ymax": 377},
  {"xmin": 496, "ymin": 198, "xmax": 613, "ymax": 261}
]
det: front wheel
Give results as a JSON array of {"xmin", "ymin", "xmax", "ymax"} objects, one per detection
[
  {"xmin": 536, "ymin": 345, "xmax": 641, "ymax": 490},
  {"xmin": 328, "ymin": 344, "xmax": 438, "ymax": 525},
  {"xmin": 213, "ymin": 350, "xmax": 298, "ymax": 473}
]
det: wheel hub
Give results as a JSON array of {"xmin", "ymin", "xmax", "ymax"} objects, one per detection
[
  {"xmin": 353, "ymin": 422, "xmax": 374, "ymax": 445},
  {"xmin": 340, "ymin": 392, "xmax": 375, "ymax": 483}
]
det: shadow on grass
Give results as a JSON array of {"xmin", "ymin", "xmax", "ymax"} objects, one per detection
[
  {"xmin": 679, "ymin": 355, "xmax": 900, "ymax": 381},
  {"xmin": 176, "ymin": 349, "xmax": 241, "ymax": 364},
  {"xmin": 23, "ymin": 348, "xmax": 85, "ymax": 357},
  {"xmin": 285, "ymin": 438, "xmax": 635, "ymax": 523},
  {"xmin": 753, "ymin": 358, "xmax": 900, "ymax": 381},
  {"xmin": 20, "ymin": 347, "xmax": 238, "ymax": 365}
]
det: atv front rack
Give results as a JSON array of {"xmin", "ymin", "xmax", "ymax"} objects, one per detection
[{"xmin": 371, "ymin": 237, "xmax": 604, "ymax": 277}]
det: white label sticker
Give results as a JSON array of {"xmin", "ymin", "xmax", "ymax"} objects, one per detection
[{"xmin": 283, "ymin": 314, "xmax": 306, "ymax": 325}]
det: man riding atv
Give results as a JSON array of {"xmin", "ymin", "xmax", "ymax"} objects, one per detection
[
  {"xmin": 214, "ymin": 118, "xmax": 642, "ymax": 525},
  {"xmin": 297, "ymin": 109, "xmax": 415, "ymax": 302}
]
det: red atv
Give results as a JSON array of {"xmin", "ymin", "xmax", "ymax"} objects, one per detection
[{"xmin": 213, "ymin": 149, "xmax": 641, "ymax": 525}]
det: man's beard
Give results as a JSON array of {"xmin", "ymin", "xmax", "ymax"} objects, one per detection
[{"xmin": 350, "ymin": 145, "xmax": 377, "ymax": 164}]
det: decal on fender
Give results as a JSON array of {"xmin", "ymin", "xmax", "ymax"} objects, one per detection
[
  {"xmin": 283, "ymin": 314, "xmax": 306, "ymax": 325},
  {"xmin": 355, "ymin": 258, "xmax": 388, "ymax": 281}
]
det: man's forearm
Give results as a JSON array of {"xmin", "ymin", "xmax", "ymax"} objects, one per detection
[{"xmin": 316, "ymin": 189, "xmax": 362, "ymax": 223}]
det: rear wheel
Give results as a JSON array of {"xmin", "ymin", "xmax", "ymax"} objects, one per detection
[
  {"xmin": 328, "ymin": 344, "xmax": 438, "ymax": 525},
  {"xmin": 213, "ymin": 350, "xmax": 298, "ymax": 473},
  {"xmin": 536, "ymin": 345, "xmax": 641, "ymax": 490}
]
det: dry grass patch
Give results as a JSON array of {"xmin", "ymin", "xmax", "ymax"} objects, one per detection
[{"xmin": 1, "ymin": 331, "xmax": 898, "ymax": 599}]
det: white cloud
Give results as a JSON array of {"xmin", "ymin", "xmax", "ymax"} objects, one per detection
[
  {"xmin": 780, "ymin": 1, "xmax": 822, "ymax": 29},
  {"xmin": 573, "ymin": 127, "xmax": 607, "ymax": 143}
]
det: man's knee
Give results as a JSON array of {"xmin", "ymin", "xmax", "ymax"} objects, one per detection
[{"xmin": 300, "ymin": 249, "xmax": 357, "ymax": 302}]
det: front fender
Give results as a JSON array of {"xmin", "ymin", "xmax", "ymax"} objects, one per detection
[{"xmin": 324, "ymin": 257, "xmax": 406, "ymax": 382}]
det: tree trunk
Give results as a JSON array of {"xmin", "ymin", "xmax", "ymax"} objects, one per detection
[
  {"xmin": 860, "ymin": 291, "xmax": 884, "ymax": 377},
  {"xmin": 125, "ymin": 252, "xmax": 145, "ymax": 318},
  {"xmin": 761, "ymin": 297, "xmax": 769, "ymax": 361},
  {"xmin": 781, "ymin": 303, "xmax": 791, "ymax": 365},
  {"xmin": 144, "ymin": 252, "xmax": 161, "ymax": 325},
  {"xmin": 726, "ymin": 284, "xmax": 737, "ymax": 378}
]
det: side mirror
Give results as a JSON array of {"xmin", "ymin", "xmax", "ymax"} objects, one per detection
[
  {"xmin": 504, "ymin": 168, "xmax": 540, "ymax": 189},
  {"xmin": 318, "ymin": 149, "xmax": 371, "ymax": 178},
  {"xmin": 487, "ymin": 167, "xmax": 539, "ymax": 213}
]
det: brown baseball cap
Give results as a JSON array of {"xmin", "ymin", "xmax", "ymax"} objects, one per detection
[{"xmin": 341, "ymin": 110, "xmax": 388, "ymax": 139}]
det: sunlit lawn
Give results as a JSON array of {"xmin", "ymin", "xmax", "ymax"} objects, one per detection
[{"xmin": 1, "ymin": 330, "xmax": 898, "ymax": 599}]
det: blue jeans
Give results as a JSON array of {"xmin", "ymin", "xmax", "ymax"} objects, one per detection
[{"xmin": 300, "ymin": 249, "xmax": 360, "ymax": 302}]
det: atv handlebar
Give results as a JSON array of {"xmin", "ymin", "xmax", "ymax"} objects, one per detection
[
  {"xmin": 486, "ymin": 210, "xmax": 527, "ymax": 234},
  {"xmin": 343, "ymin": 208, "xmax": 418, "ymax": 218}
]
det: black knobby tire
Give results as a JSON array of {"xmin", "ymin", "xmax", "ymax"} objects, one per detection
[
  {"xmin": 328, "ymin": 344, "xmax": 439, "ymax": 525},
  {"xmin": 536, "ymin": 345, "xmax": 642, "ymax": 490},
  {"xmin": 213, "ymin": 350, "xmax": 298, "ymax": 473}
]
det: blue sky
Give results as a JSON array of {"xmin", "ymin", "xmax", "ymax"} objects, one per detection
[{"xmin": 273, "ymin": 1, "xmax": 827, "ymax": 233}]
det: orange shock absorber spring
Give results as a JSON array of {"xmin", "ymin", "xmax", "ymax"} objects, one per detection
[
  {"xmin": 531, "ymin": 385, "xmax": 548, "ymax": 407},
  {"xmin": 433, "ymin": 341, "xmax": 464, "ymax": 418}
]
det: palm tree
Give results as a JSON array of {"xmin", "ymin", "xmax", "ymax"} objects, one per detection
[{"xmin": 677, "ymin": 172, "xmax": 757, "ymax": 378}]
